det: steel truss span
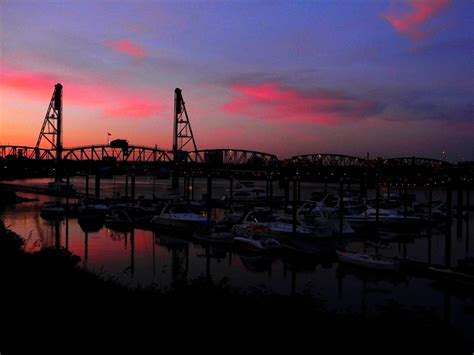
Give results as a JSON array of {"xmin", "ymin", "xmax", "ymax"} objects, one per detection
[
  {"xmin": 0, "ymin": 145, "xmax": 455, "ymax": 169},
  {"xmin": 385, "ymin": 157, "xmax": 452, "ymax": 168},
  {"xmin": 0, "ymin": 146, "xmax": 55, "ymax": 160},
  {"xmin": 63, "ymin": 145, "xmax": 173, "ymax": 162},
  {"xmin": 291, "ymin": 154, "xmax": 367, "ymax": 168},
  {"xmin": 188, "ymin": 149, "xmax": 279, "ymax": 165}
]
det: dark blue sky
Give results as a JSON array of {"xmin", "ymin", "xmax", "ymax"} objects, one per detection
[{"xmin": 1, "ymin": 0, "xmax": 472, "ymax": 161}]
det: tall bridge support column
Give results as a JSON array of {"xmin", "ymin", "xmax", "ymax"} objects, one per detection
[
  {"xmin": 35, "ymin": 83, "xmax": 63, "ymax": 182},
  {"xmin": 172, "ymin": 88, "xmax": 197, "ymax": 190}
]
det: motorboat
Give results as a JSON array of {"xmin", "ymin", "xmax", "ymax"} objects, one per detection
[
  {"xmin": 224, "ymin": 180, "xmax": 266, "ymax": 201},
  {"xmin": 297, "ymin": 201, "xmax": 353, "ymax": 235},
  {"xmin": 336, "ymin": 250, "xmax": 401, "ymax": 272},
  {"xmin": 104, "ymin": 209, "xmax": 133, "ymax": 232},
  {"xmin": 47, "ymin": 181, "xmax": 76, "ymax": 196},
  {"xmin": 429, "ymin": 267, "xmax": 474, "ymax": 288},
  {"xmin": 192, "ymin": 230, "xmax": 235, "ymax": 245},
  {"xmin": 233, "ymin": 210, "xmax": 315, "ymax": 239},
  {"xmin": 78, "ymin": 200, "xmax": 111, "ymax": 216},
  {"xmin": 40, "ymin": 202, "xmax": 65, "ymax": 219},
  {"xmin": 344, "ymin": 207, "xmax": 420, "ymax": 228},
  {"xmin": 234, "ymin": 235, "xmax": 281, "ymax": 253},
  {"xmin": 192, "ymin": 223, "xmax": 234, "ymax": 245},
  {"xmin": 150, "ymin": 202, "xmax": 209, "ymax": 230}
]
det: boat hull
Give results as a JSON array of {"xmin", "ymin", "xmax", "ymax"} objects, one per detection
[{"xmin": 336, "ymin": 250, "xmax": 401, "ymax": 272}]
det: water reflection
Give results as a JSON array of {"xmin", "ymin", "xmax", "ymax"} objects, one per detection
[{"xmin": 1, "ymin": 182, "xmax": 473, "ymax": 344}]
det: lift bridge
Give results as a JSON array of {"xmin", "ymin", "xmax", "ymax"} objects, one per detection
[{"xmin": 0, "ymin": 83, "xmax": 464, "ymax": 182}]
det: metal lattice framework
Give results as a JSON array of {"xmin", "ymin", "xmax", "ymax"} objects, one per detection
[
  {"xmin": 174, "ymin": 88, "xmax": 197, "ymax": 152},
  {"xmin": 291, "ymin": 154, "xmax": 367, "ymax": 168},
  {"xmin": 0, "ymin": 146, "xmax": 55, "ymax": 160},
  {"xmin": 188, "ymin": 149, "xmax": 279, "ymax": 165},
  {"xmin": 63, "ymin": 145, "xmax": 172, "ymax": 162},
  {"xmin": 384, "ymin": 157, "xmax": 452, "ymax": 168},
  {"xmin": 36, "ymin": 84, "xmax": 63, "ymax": 157}
]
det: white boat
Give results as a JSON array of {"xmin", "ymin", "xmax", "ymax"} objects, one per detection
[
  {"xmin": 234, "ymin": 236, "xmax": 281, "ymax": 252},
  {"xmin": 223, "ymin": 181, "xmax": 266, "ymax": 201},
  {"xmin": 336, "ymin": 250, "xmax": 401, "ymax": 272},
  {"xmin": 150, "ymin": 202, "xmax": 209, "ymax": 230},
  {"xmin": 233, "ymin": 210, "xmax": 315, "ymax": 239},
  {"xmin": 229, "ymin": 181, "xmax": 265, "ymax": 194},
  {"xmin": 345, "ymin": 207, "xmax": 420, "ymax": 228},
  {"xmin": 297, "ymin": 201, "xmax": 353, "ymax": 235}
]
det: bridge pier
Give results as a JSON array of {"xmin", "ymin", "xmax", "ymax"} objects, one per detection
[
  {"xmin": 207, "ymin": 174, "xmax": 213, "ymax": 224},
  {"xmin": 95, "ymin": 174, "xmax": 100, "ymax": 200},
  {"xmin": 445, "ymin": 181, "xmax": 452, "ymax": 267}
]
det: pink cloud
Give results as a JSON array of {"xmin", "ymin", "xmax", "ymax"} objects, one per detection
[
  {"xmin": 222, "ymin": 82, "xmax": 380, "ymax": 125},
  {"xmin": 384, "ymin": 0, "xmax": 452, "ymax": 40},
  {"xmin": 0, "ymin": 66, "xmax": 166, "ymax": 120},
  {"xmin": 103, "ymin": 39, "xmax": 147, "ymax": 60}
]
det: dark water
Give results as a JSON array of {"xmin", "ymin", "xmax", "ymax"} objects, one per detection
[{"xmin": 1, "ymin": 177, "xmax": 473, "ymax": 342}]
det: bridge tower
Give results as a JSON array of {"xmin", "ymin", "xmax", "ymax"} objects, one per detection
[
  {"xmin": 172, "ymin": 88, "xmax": 197, "ymax": 189},
  {"xmin": 35, "ymin": 83, "xmax": 63, "ymax": 181}
]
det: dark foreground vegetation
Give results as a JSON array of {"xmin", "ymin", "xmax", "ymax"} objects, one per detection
[{"xmin": 0, "ymin": 220, "xmax": 471, "ymax": 354}]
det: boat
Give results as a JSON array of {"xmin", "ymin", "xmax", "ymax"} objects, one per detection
[
  {"xmin": 234, "ymin": 235, "xmax": 281, "ymax": 253},
  {"xmin": 40, "ymin": 202, "xmax": 65, "ymax": 219},
  {"xmin": 297, "ymin": 201, "xmax": 353, "ymax": 236},
  {"xmin": 78, "ymin": 216, "xmax": 104, "ymax": 233},
  {"xmin": 46, "ymin": 181, "xmax": 76, "ymax": 196},
  {"xmin": 336, "ymin": 250, "xmax": 401, "ymax": 272},
  {"xmin": 192, "ymin": 230, "xmax": 234, "ymax": 245},
  {"xmin": 428, "ymin": 267, "xmax": 474, "ymax": 288},
  {"xmin": 344, "ymin": 207, "xmax": 420, "ymax": 228},
  {"xmin": 78, "ymin": 200, "xmax": 111, "ymax": 216},
  {"xmin": 150, "ymin": 202, "xmax": 210, "ymax": 230},
  {"xmin": 223, "ymin": 181, "xmax": 266, "ymax": 201},
  {"xmin": 192, "ymin": 223, "xmax": 234, "ymax": 245},
  {"xmin": 233, "ymin": 210, "xmax": 316, "ymax": 239},
  {"xmin": 221, "ymin": 204, "xmax": 248, "ymax": 225},
  {"xmin": 104, "ymin": 209, "xmax": 133, "ymax": 232}
]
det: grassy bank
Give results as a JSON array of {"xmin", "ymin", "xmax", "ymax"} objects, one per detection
[{"xmin": 0, "ymin": 220, "xmax": 471, "ymax": 354}]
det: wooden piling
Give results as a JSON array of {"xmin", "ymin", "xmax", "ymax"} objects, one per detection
[
  {"xmin": 292, "ymin": 176, "xmax": 298, "ymax": 235},
  {"xmin": 130, "ymin": 229, "xmax": 135, "ymax": 276},
  {"xmin": 403, "ymin": 181, "xmax": 408, "ymax": 219},
  {"xmin": 339, "ymin": 179, "xmax": 344, "ymax": 234},
  {"xmin": 95, "ymin": 174, "xmax": 100, "ymax": 200},
  {"xmin": 183, "ymin": 173, "xmax": 188, "ymax": 200},
  {"xmin": 130, "ymin": 175, "xmax": 136, "ymax": 208},
  {"xmin": 207, "ymin": 174, "xmax": 213, "ymax": 224},
  {"xmin": 375, "ymin": 180, "xmax": 380, "ymax": 225},
  {"xmin": 85, "ymin": 175, "xmax": 89, "ymax": 207},
  {"xmin": 229, "ymin": 175, "xmax": 233, "ymax": 205},
  {"xmin": 269, "ymin": 175, "xmax": 273, "ymax": 212},
  {"xmin": 445, "ymin": 181, "xmax": 452, "ymax": 267},
  {"xmin": 457, "ymin": 184, "xmax": 463, "ymax": 237},
  {"xmin": 125, "ymin": 175, "xmax": 129, "ymax": 199}
]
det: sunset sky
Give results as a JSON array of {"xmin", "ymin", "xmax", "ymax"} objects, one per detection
[{"xmin": 0, "ymin": 0, "xmax": 472, "ymax": 161}]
